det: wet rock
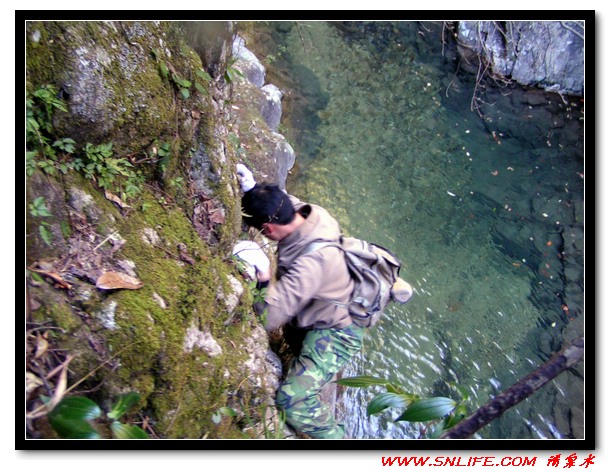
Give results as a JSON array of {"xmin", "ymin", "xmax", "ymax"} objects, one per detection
[
  {"xmin": 232, "ymin": 36, "xmax": 266, "ymax": 88},
  {"xmin": 457, "ymin": 21, "xmax": 584, "ymax": 96},
  {"xmin": 260, "ymin": 84, "xmax": 283, "ymax": 131}
]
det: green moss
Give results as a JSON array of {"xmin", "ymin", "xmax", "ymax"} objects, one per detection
[
  {"xmin": 93, "ymin": 188, "xmax": 256, "ymax": 438},
  {"xmin": 26, "ymin": 20, "xmax": 276, "ymax": 440},
  {"xmin": 30, "ymin": 293, "xmax": 82, "ymax": 333}
]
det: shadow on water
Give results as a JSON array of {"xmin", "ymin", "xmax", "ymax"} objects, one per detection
[{"xmin": 260, "ymin": 21, "xmax": 584, "ymax": 440}]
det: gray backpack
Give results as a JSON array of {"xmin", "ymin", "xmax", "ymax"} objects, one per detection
[{"xmin": 303, "ymin": 236, "xmax": 412, "ymax": 327}]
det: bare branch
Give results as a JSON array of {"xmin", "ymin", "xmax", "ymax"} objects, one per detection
[{"xmin": 440, "ymin": 336, "xmax": 584, "ymax": 439}]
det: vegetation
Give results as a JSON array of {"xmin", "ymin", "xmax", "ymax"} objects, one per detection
[
  {"xmin": 25, "ymin": 21, "xmax": 273, "ymax": 441},
  {"xmin": 337, "ymin": 375, "xmax": 469, "ymax": 438},
  {"xmin": 47, "ymin": 392, "xmax": 149, "ymax": 439}
]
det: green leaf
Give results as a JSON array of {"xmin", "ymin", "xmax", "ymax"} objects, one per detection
[
  {"xmin": 159, "ymin": 62, "xmax": 169, "ymax": 78},
  {"xmin": 450, "ymin": 382, "xmax": 470, "ymax": 401},
  {"xmin": 48, "ymin": 415, "xmax": 101, "ymax": 439},
  {"xmin": 195, "ymin": 82, "xmax": 208, "ymax": 95},
  {"xmin": 336, "ymin": 375, "xmax": 390, "ymax": 388},
  {"xmin": 49, "ymin": 396, "xmax": 102, "ymax": 421},
  {"xmin": 366, "ymin": 392, "xmax": 413, "ymax": 416},
  {"xmin": 172, "ymin": 73, "xmax": 191, "ymax": 88},
  {"xmin": 108, "ymin": 392, "xmax": 141, "ymax": 420},
  {"xmin": 110, "ymin": 421, "xmax": 149, "ymax": 439},
  {"xmin": 395, "ymin": 397, "xmax": 457, "ymax": 422},
  {"xmin": 39, "ymin": 225, "xmax": 53, "ymax": 246},
  {"xmin": 47, "ymin": 396, "xmax": 103, "ymax": 438},
  {"xmin": 196, "ymin": 68, "xmax": 212, "ymax": 82},
  {"xmin": 179, "ymin": 88, "xmax": 190, "ymax": 100},
  {"xmin": 218, "ymin": 406, "xmax": 237, "ymax": 417}
]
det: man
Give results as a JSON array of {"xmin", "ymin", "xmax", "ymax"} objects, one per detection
[{"xmin": 233, "ymin": 163, "xmax": 363, "ymax": 439}]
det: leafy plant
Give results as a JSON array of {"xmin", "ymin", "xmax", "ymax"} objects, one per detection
[
  {"xmin": 224, "ymin": 58, "xmax": 244, "ymax": 83},
  {"xmin": 81, "ymin": 142, "xmax": 142, "ymax": 201},
  {"xmin": 28, "ymin": 196, "xmax": 53, "ymax": 246},
  {"xmin": 155, "ymin": 141, "xmax": 172, "ymax": 173},
  {"xmin": 211, "ymin": 406, "xmax": 237, "ymax": 424},
  {"xmin": 26, "ymin": 85, "xmax": 69, "ymax": 175},
  {"xmin": 336, "ymin": 375, "xmax": 469, "ymax": 438},
  {"xmin": 171, "ymin": 73, "xmax": 192, "ymax": 100},
  {"xmin": 169, "ymin": 176, "xmax": 184, "ymax": 188},
  {"xmin": 47, "ymin": 392, "xmax": 149, "ymax": 439},
  {"xmin": 195, "ymin": 68, "xmax": 212, "ymax": 95}
]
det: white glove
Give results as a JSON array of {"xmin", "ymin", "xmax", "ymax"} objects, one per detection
[
  {"xmin": 232, "ymin": 240, "xmax": 270, "ymax": 279},
  {"xmin": 236, "ymin": 163, "xmax": 256, "ymax": 192}
]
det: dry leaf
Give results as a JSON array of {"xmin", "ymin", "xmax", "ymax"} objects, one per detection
[
  {"xmin": 28, "ymin": 266, "xmax": 72, "ymax": 290},
  {"xmin": 96, "ymin": 271, "xmax": 144, "ymax": 290},
  {"xmin": 104, "ymin": 189, "xmax": 131, "ymax": 209},
  {"xmin": 26, "ymin": 372, "xmax": 44, "ymax": 395},
  {"xmin": 48, "ymin": 355, "xmax": 74, "ymax": 410},
  {"xmin": 34, "ymin": 332, "xmax": 49, "ymax": 359}
]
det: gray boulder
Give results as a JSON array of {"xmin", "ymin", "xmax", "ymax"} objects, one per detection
[{"xmin": 457, "ymin": 21, "xmax": 584, "ymax": 96}]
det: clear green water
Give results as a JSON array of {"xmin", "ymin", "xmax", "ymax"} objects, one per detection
[{"xmin": 263, "ymin": 21, "xmax": 584, "ymax": 439}]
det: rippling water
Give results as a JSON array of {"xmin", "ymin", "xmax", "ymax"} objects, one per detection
[{"xmin": 256, "ymin": 21, "xmax": 584, "ymax": 440}]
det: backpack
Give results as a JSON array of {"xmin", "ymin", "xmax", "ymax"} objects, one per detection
[{"xmin": 302, "ymin": 236, "xmax": 413, "ymax": 327}]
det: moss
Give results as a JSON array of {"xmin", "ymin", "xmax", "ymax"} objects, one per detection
[
  {"xmin": 30, "ymin": 291, "xmax": 82, "ymax": 333},
  {"xmin": 26, "ymin": 20, "xmax": 277, "ymax": 440},
  {"xmin": 91, "ymin": 188, "xmax": 255, "ymax": 438}
]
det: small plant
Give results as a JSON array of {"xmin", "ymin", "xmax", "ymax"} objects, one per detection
[
  {"xmin": 26, "ymin": 85, "xmax": 69, "ymax": 175},
  {"xmin": 47, "ymin": 392, "xmax": 149, "ymax": 439},
  {"xmin": 224, "ymin": 58, "xmax": 244, "ymax": 84},
  {"xmin": 154, "ymin": 141, "xmax": 172, "ymax": 173},
  {"xmin": 211, "ymin": 406, "xmax": 237, "ymax": 424},
  {"xmin": 194, "ymin": 68, "xmax": 212, "ymax": 95},
  {"xmin": 28, "ymin": 196, "xmax": 53, "ymax": 246},
  {"xmin": 168, "ymin": 176, "xmax": 184, "ymax": 188},
  {"xmin": 336, "ymin": 376, "xmax": 469, "ymax": 438},
  {"xmin": 171, "ymin": 73, "xmax": 192, "ymax": 100},
  {"xmin": 81, "ymin": 142, "xmax": 142, "ymax": 201}
]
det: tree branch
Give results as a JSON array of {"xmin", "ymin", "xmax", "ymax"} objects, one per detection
[{"xmin": 440, "ymin": 336, "xmax": 584, "ymax": 439}]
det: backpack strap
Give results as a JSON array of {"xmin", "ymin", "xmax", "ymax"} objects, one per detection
[{"xmin": 301, "ymin": 240, "xmax": 340, "ymax": 255}]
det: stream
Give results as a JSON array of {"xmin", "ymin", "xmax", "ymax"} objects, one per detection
[{"xmin": 258, "ymin": 21, "xmax": 584, "ymax": 440}]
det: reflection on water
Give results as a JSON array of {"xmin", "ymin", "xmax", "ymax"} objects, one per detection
[{"xmin": 260, "ymin": 21, "xmax": 584, "ymax": 439}]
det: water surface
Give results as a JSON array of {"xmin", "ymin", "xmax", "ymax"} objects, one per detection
[{"xmin": 261, "ymin": 21, "xmax": 584, "ymax": 440}]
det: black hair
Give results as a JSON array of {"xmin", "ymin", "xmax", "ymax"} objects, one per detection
[{"xmin": 241, "ymin": 184, "xmax": 296, "ymax": 230}]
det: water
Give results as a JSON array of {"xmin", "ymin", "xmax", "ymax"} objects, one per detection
[{"xmin": 256, "ymin": 21, "xmax": 584, "ymax": 440}]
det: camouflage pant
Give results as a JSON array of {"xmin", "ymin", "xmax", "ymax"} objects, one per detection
[{"xmin": 276, "ymin": 324, "xmax": 365, "ymax": 439}]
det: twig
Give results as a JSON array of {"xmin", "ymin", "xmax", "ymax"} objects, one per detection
[{"xmin": 93, "ymin": 231, "xmax": 120, "ymax": 252}]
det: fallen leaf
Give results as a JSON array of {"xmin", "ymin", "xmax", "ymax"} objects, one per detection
[
  {"xmin": 27, "ymin": 266, "xmax": 72, "ymax": 290},
  {"xmin": 105, "ymin": 190, "xmax": 131, "ymax": 209},
  {"xmin": 26, "ymin": 372, "xmax": 44, "ymax": 395},
  {"xmin": 34, "ymin": 332, "xmax": 49, "ymax": 359},
  {"xmin": 48, "ymin": 355, "xmax": 75, "ymax": 410},
  {"xmin": 96, "ymin": 271, "xmax": 144, "ymax": 290}
]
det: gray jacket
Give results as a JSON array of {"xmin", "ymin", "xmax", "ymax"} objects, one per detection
[{"xmin": 263, "ymin": 196, "xmax": 354, "ymax": 331}]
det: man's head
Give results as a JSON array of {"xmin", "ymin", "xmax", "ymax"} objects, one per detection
[{"xmin": 242, "ymin": 184, "xmax": 297, "ymax": 240}]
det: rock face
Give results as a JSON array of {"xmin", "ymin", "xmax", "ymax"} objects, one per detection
[
  {"xmin": 230, "ymin": 35, "xmax": 296, "ymax": 190},
  {"xmin": 25, "ymin": 21, "xmax": 285, "ymax": 440},
  {"xmin": 456, "ymin": 21, "xmax": 584, "ymax": 96}
]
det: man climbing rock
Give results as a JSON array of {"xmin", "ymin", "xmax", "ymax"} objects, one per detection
[{"xmin": 233, "ymin": 163, "xmax": 363, "ymax": 439}]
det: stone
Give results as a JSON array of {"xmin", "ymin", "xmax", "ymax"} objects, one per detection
[
  {"xmin": 260, "ymin": 84, "xmax": 283, "ymax": 131},
  {"xmin": 183, "ymin": 325, "xmax": 223, "ymax": 357},
  {"xmin": 232, "ymin": 36, "xmax": 266, "ymax": 88}
]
